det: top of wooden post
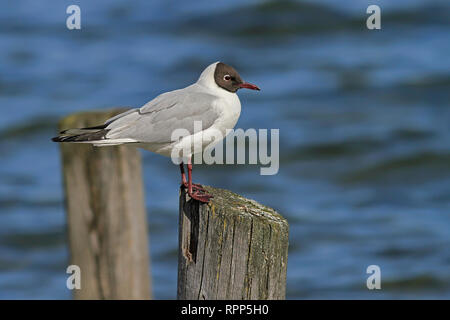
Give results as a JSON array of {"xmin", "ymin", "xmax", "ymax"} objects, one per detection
[{"xmin": 202, "ymin": 185, "xmax": 287, "ymax": 226}]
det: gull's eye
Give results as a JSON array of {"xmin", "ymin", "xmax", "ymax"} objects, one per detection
[{"xmin": 223, "ymin": 74, "xmax": 231, "ymax": 81}]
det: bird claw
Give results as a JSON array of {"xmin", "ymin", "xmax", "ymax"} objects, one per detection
[
  {"xmin": 182, "ymin": 182, "xmax": 203, "ymax": 189},
  {"xmin": 189, "ymin": 190, "xmax": 214, "ymax": 203},
  {"xmin": 180, "ymin": 182, "xmax": 214, "ymax": 203}
]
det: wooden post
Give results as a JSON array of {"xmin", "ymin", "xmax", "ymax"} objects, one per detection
[
  {"xmin": 177, "ymin": 186, "xmax": 289, "ymax": 300},
  {"xmin": 58, "ymin": 109, "xmax": 152, "ymax": 300}
]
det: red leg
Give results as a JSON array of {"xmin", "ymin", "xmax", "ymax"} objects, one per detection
[
  {"xmin": 179, "ymin": 163, "xmax": 187, "ymax": 186},
  {"xmin": 180, "ymin": 161, "xmax": 203, "ymax": 190},
  {"xmin": 182, "ymin": 158, "xmax": 213, "ymax": 203},
  {"xmin": 187, "ymin": 162, "xmax": 193, "ymax": 195}
]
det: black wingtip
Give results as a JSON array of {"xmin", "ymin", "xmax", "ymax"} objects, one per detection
[{"xmin": 51, "ymin": 127, "xmax": 109, "ymax": 143}]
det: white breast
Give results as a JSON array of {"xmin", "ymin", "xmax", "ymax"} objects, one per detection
[
  {"xmin": 212, "ymin": 92, "xmax": 241, "ymax": 134},
  {"xmin": 166, "ymin": 92, "xmax": 241, "ymax": 161}
]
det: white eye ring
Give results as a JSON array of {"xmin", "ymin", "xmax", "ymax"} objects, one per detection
[{"xmin": 223, "ymin": 75, "xmax": 231, "ymax": 81}]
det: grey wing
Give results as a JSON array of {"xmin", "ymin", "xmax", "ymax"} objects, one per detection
[{"xmin": 104, "ymin": 89, "xmax": 221, "ymax": 143}]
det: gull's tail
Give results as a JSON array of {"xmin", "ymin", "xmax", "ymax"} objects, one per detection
[
  {"xmin": 51, "ymin": 123, "xmax": 109, "ymax": 143},
  {"xmin": 52, "ymin": 108, "xmax": 139, "ymax": 146},
  {"xmin": 51, "ymin": 124, "xmax": 136, "ymax": 146}
]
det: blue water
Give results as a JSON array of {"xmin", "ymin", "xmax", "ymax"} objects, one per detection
[{"xmin": 0, "ymin": 0, "xmax": 449, "ymax": 299}]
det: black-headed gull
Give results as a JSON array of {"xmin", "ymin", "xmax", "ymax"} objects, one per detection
[{"xmin": 52, "ymin": 62, "xmax": 260, "ymax": 202}]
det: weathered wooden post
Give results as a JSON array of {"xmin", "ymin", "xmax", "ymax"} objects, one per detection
[
  {"xmin": 177, "ymin": 186, "xmax": 289, "ymax": 300},
  {"xmin": 58, "ymin": 108, "xmax": 152, "ymax": 300}
]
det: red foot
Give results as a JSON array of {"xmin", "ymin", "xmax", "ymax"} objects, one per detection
[
  {"xmin": 182, "ymin": 181, "xmax": 204, "ymax": 189},
  {"xmin": 189, "ymin": 190, "xmax": 214, "ymax": 203},
  {"xmin": 180, "ymin": 182, "xmax": 214, "ymax": 203}
]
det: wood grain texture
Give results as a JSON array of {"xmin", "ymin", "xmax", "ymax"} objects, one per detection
[
  {"xmin": 58, "ymin": 109, "xmax": 152, "ymax": 300},
  {"xmin": 178, "ymin": 186, "xmax": 289, "ymax": 300}
]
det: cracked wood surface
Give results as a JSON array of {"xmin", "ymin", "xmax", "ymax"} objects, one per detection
[
  {"xmin": 177, "ymin": 186, "xmax": 289, "ymax": 300},
  {"xmin": 59, "ymin": 109, "xmax": 152, "ymax": 299}
]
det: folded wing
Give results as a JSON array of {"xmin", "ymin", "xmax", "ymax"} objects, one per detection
[{"xmin": 104, "ymin": 86, "xmax": 221, "ymax": 144}]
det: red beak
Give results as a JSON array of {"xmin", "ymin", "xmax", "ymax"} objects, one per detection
[{"xmin": 238, "ymin": 82, "xmax": 260, "ymax": 91}]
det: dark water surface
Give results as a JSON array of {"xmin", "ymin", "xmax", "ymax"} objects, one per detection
[{"xmin": 0, "ymin": 0, "xmax": 449, "ymax": 299}]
